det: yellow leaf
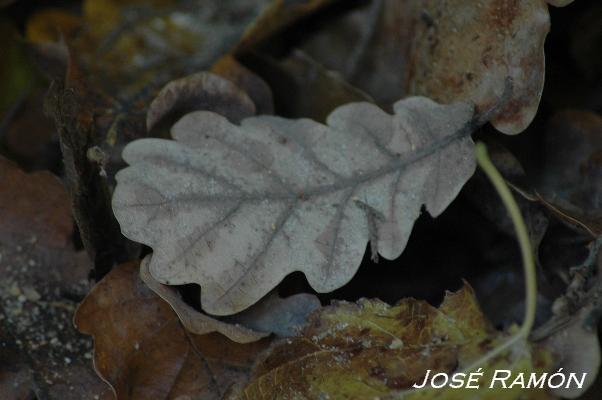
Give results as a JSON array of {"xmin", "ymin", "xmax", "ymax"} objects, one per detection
[{"xmin": 233, "ymin": 285, "xmax": 554, "ymax": 400}]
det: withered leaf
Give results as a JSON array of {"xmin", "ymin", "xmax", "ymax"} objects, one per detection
[
  {"xmin": 139, "ymin": 255, "xmax": 268, "ymax": 343},
  {"xmin": 407, "ymin": 0, "xmax": 572, "ymax": 135},
  {"xmin": 300, "ymin": 0, "xmax": 573, "ymax": 134},
  {"xmin": 241, "ymin": 50, "xmax": 373, "ymax": 122},
  {"xmin": 75, "ymin": 261, "xmax": 271, "ymax": 400},
  {"xmin": 143, "ymin": 253, "xmax": 320, "ymax": 339},
  {"xmin": 211, "ymin": 54, "xmax": 275, "ymax": 116},
  {"xmin": 233, "ymin": 285, "xmax": 553, "ymax": 400},
  {"xmin": 113, "ymin": 97, "xmax": 480, "ymax": 315},
  {"xmin": 237, "ymin": 0, "xmax": 337, "ymax": 50},
  {"xmin": 146, "ymin": 71, "xmax": 256, "ymax": 133},
  {"xmin": 0, "ymin": 156, "xmax": 72, "ymax": 248}
]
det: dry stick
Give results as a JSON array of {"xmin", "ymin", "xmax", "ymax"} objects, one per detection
[{"xmin": 463, "ymin": 142, "xmax": 538, "ymax": 372}]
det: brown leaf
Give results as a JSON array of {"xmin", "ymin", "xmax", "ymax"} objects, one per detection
[
  {"xmin": 75, "ymin": 261, "xmax": 271, "ymax": 399},
  {"xmin": 0, "ymin": 158, "xmax": 112, "ymax": 399},
  {"xmin": 211, "ymin": 55, "xmax": 275, "ymax": 116},
  {"xmin": 299, "ymin": 0, "xmax": 573, "ymax": 134},
  {"xmin": 3, "ymin": 89, "xmax": 60, "ymax": 170},
  {"xmin": 533, "ymin": 110, "xmax": 602, "ymax": 237},
  {"xmin": 139, "ymin": 255, "xmax": 269, "ymax": 343},
  {"xmin": 237, "ymin": 0, "xmax": 337, "ymax": 51},
  {"xmin": 146, "ymin": 72, "xmax": 256, "ymax": 133},
  {"xmin": 241, "ymin": 50, "xmax": 373, "ymax": 122},
  {"xmin": 141, "ymin": 255, "xmax": 320, "ymax": 340},
  {"xmin": 407, "ymin": 0, "xmax": 567, "ymax": 134},
  {"xmin": 233, "ymin": 285, "xmax": 553, "ymax": 399},
  {"xmin": 0, "ymin": 156, "xmax": 72, "ymax": 248}
]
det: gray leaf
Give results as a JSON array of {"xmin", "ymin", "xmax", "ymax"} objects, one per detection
[{"xmin": 113, "ymin": 97, "xmax": 476, "ymax": 315}]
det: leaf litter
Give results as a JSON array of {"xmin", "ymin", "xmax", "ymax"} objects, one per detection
[{"xmin": 1, "ymin": 0, "xmax": 602, "ymax": 399}]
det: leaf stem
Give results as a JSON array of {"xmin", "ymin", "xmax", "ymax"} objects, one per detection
[
  {"xmin": 476, "ymin": 142, "xmax": 537, "ymax": 336},
  {"xmin": 464, "ymin": 142, "xmax": 537, "ymax": 370}
]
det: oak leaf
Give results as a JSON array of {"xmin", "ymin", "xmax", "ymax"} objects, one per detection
[
  {"xmin": 300, "ymin": 0, "xmax": 574, "ymax": 134},
  {"xmin": 139, "ymin": 255, "xmax": 321, "ymax": 341},
  {"xmin": 113, "ymin": 97, "xmax": 479, "ymax": 315},
  {"xmin": 74, "ymin": 261, "xmax": 271, "ymax": 399}
]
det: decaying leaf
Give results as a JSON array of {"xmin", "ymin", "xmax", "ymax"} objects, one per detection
[
  {"xmin": 222, "ymin": 290, "xmax": 322, "ymax": 338},
  {"xmin": 237, "ymin": 0, "xmax": 336, "ymax": 50},
  {"xmin": 113, "ymin": 96, "xmax": 483, "ymax": 315},
  {"xmin": 242, "ymin": 50, "xmax": 373, "ymax": 122},
  {"xmin": 299, "ymin": 0, "xmax": 573, "ymax": 134},
  {"xmin": 407, "ymin": 0, "xmax": 572, "ymax": 135},
  {"xmin": 146, "ymin": 71, "xmax": 256, "ymax": 133},
  {"xmin": 75, "ymin": 261, "xmax": 271, "ymax": 399},
  {"xmin": 141, "ymin": 254, "xmax": 320, "ymax": 341},
  {"xmin": 0, "ymin": 156, "xmax": 72, "ymax": 248},
  {"xmin": 232, "ymin": 284, "xmax": 553, "ymax": 399},
  {"xmin": 541, "ymin": 304, "xmax": 601, "ymax": 399},
  {"xmin": 139, "ymin": 255, "xmax": 268, "ymax": 343},
  {"xmin": 211, "ymin": 54, "xmax": 275, "ymax": 116},
  {"xmin": 532, "ymin": 239, "xmax": 602, "ymax": 398}
]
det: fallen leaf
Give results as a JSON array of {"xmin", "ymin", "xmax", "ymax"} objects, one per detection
[
  {"xmin": 211, "ymin": 54, "xmax": 275, "ymax": 116},
  {"xmin": 232, "ymin": 285, "xmax": 553, "ymax": 399},
  {"xmin": 139, "ymin": 255, "xmax": 269, "ymax": 343},
  {"xmin": 0, "ymin": 156, "xmax": 72, "ymax": 248},
  {"xmin": 241, "ymin": 50, "xmax": 373, "ymax": 122},
  {"xmin": 407, "ymin": 0, "xmax": 571, "ymax": 135},
  {"xmin": 75, "ymin": 261, "xmax": 271, "ymax": 399},
  {"xmin": 222, "ymin": 292, "xmax": 321, "ymax": 338},
  {"xmin": 146, "ymin": 71, "xmax": 256, "ymax": 133},
  {"xmin": 532, "ymin": 110, "xmax": 602, "ymax": 237},
  {"xmin": 0, "ymin": 157, "xmax": 112, "ymax": 399},
  {"xmin": 3, "ymin": 88, "xmax": 61, "ymax": 170},
  {"xmin": 113, "ymin": 95, "xmax": 483, "ymax": 315},
  {"xmin": 541, "ymin": 304, "xmax": 601, "ymax": 399},
  {"xmin": 299, "ymin": 0, "xmax": 574, "ymax": 134},
  {"xmin": 237, "ymin": 0, "xmax": 336, "ymax": 50},
  {"xmin": 537, "ymin": 110, "xmax": 602, "ymax": 211},
  {"xmin": 142, "ymin": 254, "xmax": 321, "ymax": 340}
]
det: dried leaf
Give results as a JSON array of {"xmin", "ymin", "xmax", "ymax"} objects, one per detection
[
  {"xmin": 0, "ymin": 157, "xmax": 114, "ymax": 399},
  {"xmin": 242, "ymin": 50, "xmax": 373, "ymax": 122},
  {"xmin": 75, "ymin": 261, "xmax": 271, "ymax": 400},
  {"xmin": 146, "ymin": 72, "xmax": 256, "ymax": 133},
  {"xmin": 143, "ymin": 254, "xmax": 321, "ymax": 340},
  {"xmin": 542, "ymin": 304, "xmax": 601, "ymax": 399},
  {"xmin": 532, "ymin": 110, "xmax": 602, "ymax": 237},
  {"xmin": 113, "ymin": 96, "xmax": 480, "ymax": 315},
  {"xmin": 300, "ymin": 0, "xmax": 573, "ymax": 134},
  {"xmin": 237, "ymin": 0, "xmax": 336, "ymax": 50},
  {"xmin": 223, "ymin": 292, "xmax": 321, "ymax": 338},
  {"xmin": 407, "ymin": 0, "xmax": 570, "ymax": 134},
  {"xmin": 233, "ymin": 285, "xmax": 553, "ymax": 399},
  {"xmin": 0, "ymin": 156, "xmax": 72, "ymax": 248},
  {"xmin": 139, "ymin": 255, "xmax": 269, "ymax": 343},
  {"xmin": 211, "ymin": 54, "xmax": 275, "ymax": 116}
]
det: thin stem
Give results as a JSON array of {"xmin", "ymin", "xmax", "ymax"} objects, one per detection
[
  {"xmin": 476, "ymin": 142, "xmax": 537, "ymax": 337},
  {"xmin": 462, "ymin": 142, "xmax": 537, "ymax": 371}
]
